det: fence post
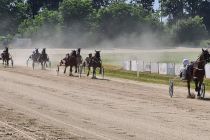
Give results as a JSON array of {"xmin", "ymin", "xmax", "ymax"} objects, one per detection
[
  {"xmin": 137, "ymin": 60, "xmax": 139, "ymax": 77},
  {"xmin": 150, "ymin": 61, "xmax": 152, "ymax": 73},
  {"xmin": 157, "ymin": 62, "xmax": 159, "ymax": 74},
  {"xmin": 129, "ymin": 60, "xmax": 132, "ymax": 71},
  {"xmin": 174, "ymin": 62, "xmax": 176, "ymax": 76}
]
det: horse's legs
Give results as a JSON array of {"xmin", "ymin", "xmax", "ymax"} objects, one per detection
[
  {"xmin": 87, "ymin": 67, "xmax": 90, "ymax": 77},
  {"xmin": 197, "ymin": 79, "xmax": 203, "ymax": 97},
  {"xmin": 187, "ymin": 80, "xmax": 191, "ymax": 97},
  {"xmin": 75, "ymin": 65, "xmax": 77, "ymax": 73},
  {"xmin": 6, "ymin": 60, "xmax": 9, "ymax": 66},
  {"xmin": 99, "ymin": 67, "xmax": 102, "ymax": 74},
  {"xmin": 69, "ymin": 66, "xmax": 73, "ymax": 76},
  {"xmin": 44, "ymin": 61, "xmax": 46, "ymax": 70},
  {"xmin": 194, "ymin": 78, "xmax": 198, "ymax": 92},
  {"xmin": 64, "ymin": 66, "xmax": 67, "ymax": 74},
  {"xmin": 57, "ymin": 65, "xmax": 60, "ymax": 75},
  {"xmin": 92, "ymin": 67, "xmax": 96, "ymax": 78},
  {"xmin": 41, "ymin": 62, "xmax": 43, "ymax": 70}
]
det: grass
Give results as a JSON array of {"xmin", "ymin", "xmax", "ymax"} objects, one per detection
[
  {"xmin": 104, "ymin": 65, "xmax": 210, "ymax": 91},
  {"xmin": 102, "ymin": 51, "xmax": 200, "ymax": 66}
]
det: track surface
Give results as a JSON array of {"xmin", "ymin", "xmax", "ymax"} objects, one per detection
[{"xmin": 0, "ymin": 66, "xmax": 210, "ymax": 140}]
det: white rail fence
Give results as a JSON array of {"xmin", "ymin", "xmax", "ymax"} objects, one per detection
[{"xmin": 123, "ymin": 60, "xmax": 210, "ymax": 78}]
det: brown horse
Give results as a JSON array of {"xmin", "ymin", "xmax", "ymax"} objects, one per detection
[
  {"xmin": 186, "ymin": 49, "xmax": 210, "ymax": 98},
  {"xmin": 57, "ymin": 50, "xmax": 77, "ymax": 76},
  {"xmin": 1, "ymin": 52, "xmax": 13, "ymax": 67},
  {"xmin": 86, "ymin": 51, "xmax": 104, "ymax": 79}
]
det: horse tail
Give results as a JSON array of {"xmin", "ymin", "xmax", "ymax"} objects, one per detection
[{"xmin": 57, "ymin": 64, "xmax": 60, "ymax": 75}]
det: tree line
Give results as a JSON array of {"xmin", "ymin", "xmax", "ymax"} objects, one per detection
[{"xmin": 0, "ymin": 0, "xmax": 210, "ymax": 47}]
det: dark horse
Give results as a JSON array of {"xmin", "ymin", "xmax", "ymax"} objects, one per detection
[
  {"xmin": 38, "ymin": 48, "xmax": 50, "ymax": 70},
  {"xmin": 0, "ymin": 47, "xmax": 13, "ymax": 67},
  {"xmin": 76, "ymin": 48, "xmax": 83, "ymax": 73},
  {"xmin": 27, "ymin": 48, "xmax": 50, "ymax": 70},
  {"xmin": 86, "ymin": 51, "xmax": 104, "ymax": 79},
  {"xmin": 57, "ymin": 50, "xmax": 77, "ymax": 76},
  {"xmin": 186, "ymin": 49, "xmax": 210, "ymax": 98}
]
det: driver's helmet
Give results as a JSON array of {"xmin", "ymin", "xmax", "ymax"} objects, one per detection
[
  {"xmin": 183, "ymin": 58, "xmax": 190, "ymax": 67},
  {"xmin": 88, "ymin": 53, "xmax": 92, "ymax": 57},
  {"xmin": 35, "ymin": 48, "xmax": 39, "ymax": 53},
  {"xmin": 42, "ymin": 48, "xmax": 46, "ymax": 53}
]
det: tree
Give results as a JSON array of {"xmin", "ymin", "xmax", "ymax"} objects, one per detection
[
  {"xmin": 185, "ymin": 0, "xmax": 202, "ymax": 17},
  {"xmin": 92, "ymin": 0, "xmax": 109, "ymax": 9},
  {"xmin": 161, "ymin": 0, "xmax": 185, "ymax": 24},
  {"xmin": 0, "ymin": 0, "xmax": 28, "ymax": 36},
  {"xmin": 97, "ymin": 3, "xmax": 161, "ymax": 38},
  {"xmin": 130, "ymin": 0, "xmax": 155, "ymax": 12},
  {"xmin": 59, "ymin": 0, "xmax": 94, "ymax": 32},
  {"xmin": 171, "ymin": 16, "xmax": 208, "ymax": 44},
  {"xmin": 197, "ymin": 1, "xmax": 210, "ymax": 33},
  {"xmin": 18, "ymin": 9, "xmax": 62, "ymax": 39},
  {"xmin": 26, "ymin": 0, "xmax": 63, "ymax": 18}
]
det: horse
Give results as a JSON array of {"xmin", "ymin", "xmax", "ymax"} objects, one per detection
[
  {"xmin": 57, "ymin": 50, "xmax": 77, "ymax": 76},
  {"xmin": 0, "ymin": 51, "xmax": 13, "ymax": 67},
  {"xmin": 86, "ymin": 51, "xmax": 104, "ymax": 79},
  {"xmin": 185, "ymin": 49, "xmax": 210, "ymax": 98},
  {"xmin": 27, "ymin": 50, "xmax": 41, "ymax": 70},
  {"xmin": 38, "ymin": 48, "xmax": 50, "ymax": 70},
  {"xmin": 76, "ymin": 48, "xmax": 83, "ymax": 73}
]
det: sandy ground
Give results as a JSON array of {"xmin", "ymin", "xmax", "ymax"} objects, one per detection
[{"xmin": 0, "ymin": 66, "xmax": 210, "ymax": 140}]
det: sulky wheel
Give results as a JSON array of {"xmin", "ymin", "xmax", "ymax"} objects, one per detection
[
  {"xmin": 32, "ymin": 62, "xmax": 35, "ymax": 70},
  {"xmin": 200, "ymin": 83, "xmax": 205, "ymax": 98},
  {"xmin": 101, "ymin": 67, "xmax": 105, "ymax": 79},
  {"xmin": 11, "ymin": 59, "xmax": 13, "ymax": 67},
  {"xmin": 169, "ymin": 80, "xmax": 174, "ymax": 98}
]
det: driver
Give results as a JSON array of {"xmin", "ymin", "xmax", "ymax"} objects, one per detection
[
  {"xmin": 41, "ymin": 48, "xmax": 48, "ymax": 60},
  {"xmin": 2, "ymin": 46, "xmax": 9, "ymax": 58},
  {"xmin": 33, "ymin": 48, "xmax": 39, "ymax": 55},
  {"xmin": 85, "ymin": 53, "xmax": 92, "ymax": 64},
  {"xmin": 180, "ymin": 58, "xmax": 190, "ymax": 80}
]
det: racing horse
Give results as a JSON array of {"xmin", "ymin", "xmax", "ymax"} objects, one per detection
[
  {"xmin": 186, "ymin": 49, "xmax": 210, "ymax": 98},
  {"xmin": 27, "ymin": 48, "xmax": 50, "ymax": 70},
  {"xmin": 38, "ymin": 48, "xmax": 50, "ymax": 70},
  {"xmin": 86, "ymin": 51, "xmax": 104, "ymax": 79},
  {"xmin": 0, "ymin": 48, "xmax": 13, "ymax": 67},
  {"xmin": 57, "ymin": 50, "xmax": 77, "ymax": 76},
  {"xmin": 27, "ymin": 49, "xmax": 41, "ymax": 69},
  {"xmin": 76, "ymin": 48, "xmax": 83, "ymax": 73}
]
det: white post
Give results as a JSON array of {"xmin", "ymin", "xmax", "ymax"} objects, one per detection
[{"xmin": 137, "ymin": 60, "xmax": 139, "ymax": 77}]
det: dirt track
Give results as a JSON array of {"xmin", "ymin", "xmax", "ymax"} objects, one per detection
[{"xmin": 0, "ymin": 66, "xmax": 210, "ymax": 140}]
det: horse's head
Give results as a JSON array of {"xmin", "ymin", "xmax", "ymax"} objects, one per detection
[
  {"xmin": 42, "ymin": 48, "xmax": 46, "ymax": 54},
  {"xmin": 71, "ymin": 50, "xmax": 77, "ymax": 57},
  {"xmin": 77, "ymin": 48, "xmax": 81, "ymax": 55},
  {"xmin": 35, "ymin": 48, "xmax": 39, "ymax": 53},
  {"xmin": 201, "ymin": 48, "xmax": 210, "ymax": 62},
  {"xmin": 95, "ymin": 50, "xmax": 101, "ymax": 58},
  {"xmin": 88, "ymin": 53, "xmax": 92, "ymax": 58}
]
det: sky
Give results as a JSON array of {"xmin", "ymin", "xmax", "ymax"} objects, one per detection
[{"xmin": 153, "ymin": 0, "xmax": 160, "ymax": 10}]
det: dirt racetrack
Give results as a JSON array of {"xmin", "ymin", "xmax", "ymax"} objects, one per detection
[{"xmin": 0, "ymin": 66, "xmax": 210, "ymax": 140}]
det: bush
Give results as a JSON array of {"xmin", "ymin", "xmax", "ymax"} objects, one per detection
[{"xmin": 171, "ymin": 16, "xmax": 208, "ymax": 44}]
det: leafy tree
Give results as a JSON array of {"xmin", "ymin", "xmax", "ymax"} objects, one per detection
[
  {"xmin": 97, "ymin": 3, "xmax": 161, "ymax": 38},
  {"xmin": 26, "ymin": 0, "xmax": 63, "ymax": 17},
  {"xmin": 197, "ymin": 1, "xmax": 210, "ymax": 33},
  {"xmin": 130, "ymin": 0, "xmax": 155, "ymax": 12},
  {"xmin": 18, "ymin": 9, "xmax": 62, "ymax": 39},
  {"xmin": 161, "ymin": 0, "xmax": 185, "ymax": 23},
  {"xmin": 171, "ymin": 16, "xmax": 208, "ymax": 43},
  {"xmin": 0, "ymin": 0, "xmax": 28, "ymax": 36},
  {"xmin": 59, "ymin": 0, "xmax": 94, "ymax": 32},
  {"xmin": 92, "ymin": 0, "xmax": 109, "ymax": 9}
]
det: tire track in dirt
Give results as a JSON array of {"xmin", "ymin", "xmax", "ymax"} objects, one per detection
[{"xmin": 1, "ymin": 66, "xmax": 210, "ymax": 140}]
